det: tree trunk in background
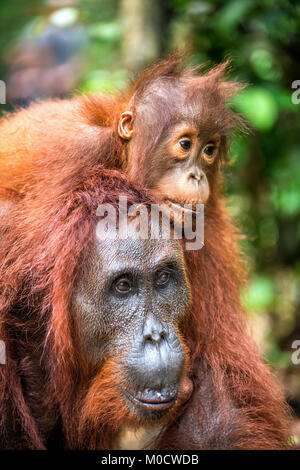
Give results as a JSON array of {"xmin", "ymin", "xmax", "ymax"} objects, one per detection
[{"xmin": 120, "ymin": 0, "xmax": 167, "ymax": 73}]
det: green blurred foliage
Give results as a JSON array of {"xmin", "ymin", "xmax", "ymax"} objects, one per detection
[{"xmin": 0, "ymin": 0, "xmax": 299, "ymax": 403}]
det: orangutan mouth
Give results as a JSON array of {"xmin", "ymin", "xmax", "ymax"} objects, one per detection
[{"xmin": 165, "ymin": 199, "xmax": 199, "ymax": 214}]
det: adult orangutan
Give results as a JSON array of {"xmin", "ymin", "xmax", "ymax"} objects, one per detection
[{"xmin": 0, "ymin": 168, "xmax": 292, "ymax": 449}]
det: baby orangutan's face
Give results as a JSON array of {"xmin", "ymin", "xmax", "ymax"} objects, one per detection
[
  {"xmin": 118, "ymin": 72, "xmax": 238, "ymax": 208},
  {"xmin": 119, "ymin": 115, "xmax": 222, "ymax": 207},
  {"xmin": 146, "ymin": 122, "xmax": 221, "ymax": 206}
]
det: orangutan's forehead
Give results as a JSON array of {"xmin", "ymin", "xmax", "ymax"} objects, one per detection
[
  {"xmin": 138, "ymin": 77, "xmax": 225, "ymax": 116},
  {"xmin": 136, "ymin": 78, "xmax": 184, "ymax": 109},
  {"xmin": 135, "ymin": 78, "xmax": 230, "ymax": 137}
]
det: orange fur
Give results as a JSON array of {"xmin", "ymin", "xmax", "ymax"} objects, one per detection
[{"xmin": 0, "ymin": 55, "xmax": 293, "ymax": 449}]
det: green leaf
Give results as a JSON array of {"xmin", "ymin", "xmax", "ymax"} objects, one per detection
[{"xmin": 233, "ymin": 86, "xmax": 278, "ymax": 131}]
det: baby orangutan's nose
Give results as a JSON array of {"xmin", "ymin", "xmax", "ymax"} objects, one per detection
[{"xmin": 188, "ymin": 168, "xmax": 205, "ymax": 184}]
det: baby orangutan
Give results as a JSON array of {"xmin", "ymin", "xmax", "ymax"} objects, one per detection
[{"xmin": 0, "ymin": 54, "xmax": 242, "ymax": 210}]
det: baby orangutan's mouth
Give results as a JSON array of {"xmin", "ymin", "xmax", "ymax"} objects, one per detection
[{"xmin": 165, "ymin": 199, "xmax": 198, "ymax": 214}]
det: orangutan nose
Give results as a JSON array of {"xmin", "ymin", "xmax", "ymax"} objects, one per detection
[
  {"xmin": 127, "ymin": 316, "xmax": 185, "ymax": 391},
  {"xmin": 143, "ymin": 315, "xmax": 166, "ymax": 344},
  {"xmin": 188, "ymin": 168, "xmax": 205, "ymax": 184}
]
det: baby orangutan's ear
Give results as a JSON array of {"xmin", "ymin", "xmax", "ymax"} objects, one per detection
[{"xmin": 118, "ymin": 111, "xmax": 134, "ymax": 139}]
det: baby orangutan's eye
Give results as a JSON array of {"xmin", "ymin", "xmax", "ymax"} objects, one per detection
[
  {"xmin": 203, "ymin": 145, "xmax": 216, "ymax": 157},
  {"xmin": 179, "ymin": 140, "xmax": 191, "ymax": 151}
]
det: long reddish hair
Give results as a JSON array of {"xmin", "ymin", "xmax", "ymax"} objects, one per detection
[
  {"xmin": 0, "ymin": 55, "xmax": 292, "ymax": 449},
  {"xmin": 0, "ymin": 168, "xmax": 155, "ymax": 448},
  {"xmin": 0, "ymin": 165, "xmax": 292, "ymax": 449}
]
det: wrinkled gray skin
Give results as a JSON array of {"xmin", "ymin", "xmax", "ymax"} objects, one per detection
[{"xmin": 72, "ymin": 229, "xmax": 191, "ymax": 420}]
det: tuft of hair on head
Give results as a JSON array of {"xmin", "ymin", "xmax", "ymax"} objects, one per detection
[
  {"xmin": 128, "ymin": 52, "xmax": 186, "ymax": 101},
  {"xmin": 188, "ymin": 58, "xmax": 247, "ymax": 100},
  {"xmin": 130, "ymin": 54, "xmax": 246, "ymax": 100}
]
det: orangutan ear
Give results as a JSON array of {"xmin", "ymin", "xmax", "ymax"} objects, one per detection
[{"xmin": 118, "ymin": 111, "xmax": 134, "ymax": 139}]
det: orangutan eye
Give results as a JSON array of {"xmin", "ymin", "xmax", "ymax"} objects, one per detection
[
  {"xmin": 113, "ymin": 276, "xmax": 132, "ymax": 294},
  {"xmin": 155, "ymin": 270, "xmax": 171, "ymax": 288},
  {"xmin": 179, "ymin": 140, "xmax": 191, "ymax": 151},
  {"xmin": 203, "ymin": 145, "xmax": 216, "ymax": 157}
]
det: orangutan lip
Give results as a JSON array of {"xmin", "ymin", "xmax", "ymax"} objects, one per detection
[
  {"xmin": 165, "ymin": 199, "xmax": 198, "ymax": 213},
  {"xmin": 127, "ymin": 392, "xmax": 176, "ymax": 411},
  {"xmin": 134, "ymin": 397, "xmax": 175, "ymax": 410}
]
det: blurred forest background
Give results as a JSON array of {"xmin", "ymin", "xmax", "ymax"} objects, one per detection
[{"xmin": 0, "ymin": 0, "xmax": 299, "ymax": 439}]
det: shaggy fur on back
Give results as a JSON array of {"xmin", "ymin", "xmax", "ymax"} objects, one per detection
[
  {"xmin": 0, "ymin": 55, "xmax": 292, "ymax": 449},
  {"xmin": 0, "ymin": 165, "xmax": 292, "ymax": 449}
]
